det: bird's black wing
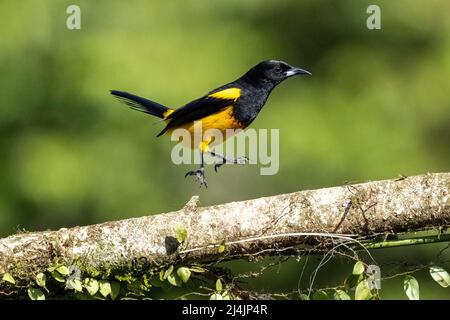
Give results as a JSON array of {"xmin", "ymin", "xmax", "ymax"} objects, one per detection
[{"xmin": 157, "ymin": 87, "xmax": 241, "ymax": 136}]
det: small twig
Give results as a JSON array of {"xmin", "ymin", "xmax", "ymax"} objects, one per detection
[{"xmin": 333, "ymin": 200, "xmax": 353, "ymax": 233}]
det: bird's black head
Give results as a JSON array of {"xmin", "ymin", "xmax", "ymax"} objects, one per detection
[{"xmin": 241, "ymin": 60, "xmax": 311, "ymax": 87}]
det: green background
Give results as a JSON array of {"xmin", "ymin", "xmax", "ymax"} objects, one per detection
[{"xmin": 0, "ymin": 0, "xmax": 449, "ymax": 299}]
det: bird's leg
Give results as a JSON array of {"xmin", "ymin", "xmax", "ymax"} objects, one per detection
[
  {"xmin": 209, "ymin": 151, "xmax": 249, "ymax": 172},
  {"xmin": 185, "ymin": 151, "xmax": 207, "ymax": 188}
]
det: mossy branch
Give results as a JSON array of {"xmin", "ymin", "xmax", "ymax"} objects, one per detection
[{"xmin": 0, "ymin": 172, "xmax": 449, "ymax": 295}]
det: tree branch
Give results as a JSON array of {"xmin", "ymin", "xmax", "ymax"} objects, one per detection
[{"xmin": 1, "ymin": 172, "xmax": 449, "ymax": 288}]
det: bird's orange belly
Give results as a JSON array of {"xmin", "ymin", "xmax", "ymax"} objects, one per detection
[{"xmin": 166, "ymin": 106, "xmax": 244, "ymax": 150}]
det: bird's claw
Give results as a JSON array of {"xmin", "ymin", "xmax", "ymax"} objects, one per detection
[
  {"xmin": 185, "ymin": 168, "xmax": 208, "ymax": 188},
  {"xmin": 214, "ymin": 163, "xmax": 224, "ymax": 172},
  {"xmin": 235, "ymin": 156, "xmax": 250, "ymax": 165},
  {"xmin": 214, "ymin": 156, "xmax": 249, "ymax": 172}
]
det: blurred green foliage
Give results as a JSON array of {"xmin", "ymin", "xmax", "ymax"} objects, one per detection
[{"xmin": 0, "ymin": 0, "xmax": 449, "ymax": 299}]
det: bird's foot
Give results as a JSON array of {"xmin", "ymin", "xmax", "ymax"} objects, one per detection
[
  {"xmin": 185, "ymin": 168, "xmax": 208, "ymax": 188},
  {"xmin": 214, "ymin": 156, "xmax": 250, "ymax": 172}
]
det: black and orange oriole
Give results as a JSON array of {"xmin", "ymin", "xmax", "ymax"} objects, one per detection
[{"xmin": 111, "ymin": 60, "xmax": 311, "ymax": 187}]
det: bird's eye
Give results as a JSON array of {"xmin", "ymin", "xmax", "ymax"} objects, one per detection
[{"xmin": 274, "ymin": 66, "xmax": 282, "ymax": 73}]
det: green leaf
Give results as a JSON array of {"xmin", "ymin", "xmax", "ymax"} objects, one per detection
[
  {"xmin": 167, "ymin": 273, "xmax": 182, "ymax": 287},
  {"xmin": 28, "ymin": 288, "xmax": 45, "ymax": 300},
  {"xmin": 67, "ymin": 278, "xmax": 83, "ymax": 292},
  {"xmin": 99, "ymin": 280, "xmax": 112, "ymax": 298},
  {"xmin": 142, "ymin": 274, "xmax": 152, "ymax": 288},
  {"xmin": 163, "ymin": 265, "xmax": 174, "ymax": 280},
  {"xmin": 216, "ymin": 279, "xmax": 223, "ymax": 292},
  {"xmin": 429, "ymin": 266, "xmax": 450, "ymax": 288},
  {"xmin": 111, "ymin": 282, "xmax": 120, "ymax": 300},
  {"xmin": 218, "ymin": 240, "xmax": 226, "ymax": 253},
  {"xmin": 126, "ymin": 280, "xmax": 149, "ymax": 294},
  {"xmin": 333, "ymin": 289, "xmax": 351, "ymax": 300},
  {"xmin": 404, "ymin": 275, "xmax": 419, "ymax": 300},
  {"xmin": 312, "ymin": 290, "xmax": 328, "ymax": 300},
  {"xmin": 35, "ymin": 273, "xmax": 46, "ymax": 287},
  {"xmin": 51, "ymin": 270, "xmax": 65, "ymax": 282},
  {"xmin": 353, "ymin": 261, "xmax": 365, "ymax": 275},
  {"xmin": 355, "ymin": 280, "xmax": 373, "ymax": 300},
  {"xmin": 222, "ymin": 291, "xmax": 231, "ymax": 300},
  {"xmin": 114, "ymin": 273, "xmax": 137, "ymax": 283},
  {"xmin": 84, "ymin": 278, "xmax": 99, "ymax": 296},
  {"xmin": 174, "ymin": 225, "xmax": 188, "ymax": 243},
  {"xmin": 2, "ymin": 273, "xmax": 15, "ymax": 284},
  {"xmin": 56, "ymin": 266, "xmax": 70, "ymax": 276},
  {"xmin": 189, "ymin": 266, "xmax": 207, "ymax": 273},
  {"xmin": 90, "ymin": 270, "xmax": 101, "ymax": 278},
  {"xmin": 210, "ymin": 293, "xmax": 223, "ymax": 300},
  {"xmin": 344, "ymin": 274, "xmax": 363, "ymax": 290},
  {"xmin": 46, "ymin": 266, "xmax": 56, "ymax": 272},
  {"xmin": 177, "ymin": 267, "xmax": 191, "ymax": 283}
]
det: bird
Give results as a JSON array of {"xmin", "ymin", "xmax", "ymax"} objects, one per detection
[{"xmin": 110, "ymin": 60, "xmax": 311, "ymax": 187}]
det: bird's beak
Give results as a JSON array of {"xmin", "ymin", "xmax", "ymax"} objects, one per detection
[{"xmin": 285, "ymin": 66, "xmax": 312, "ymax": 77}]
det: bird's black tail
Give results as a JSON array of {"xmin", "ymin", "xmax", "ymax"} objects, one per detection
[{"xmin": 110, "ymin": 90, "xmax": 170, "ymax": 119}]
